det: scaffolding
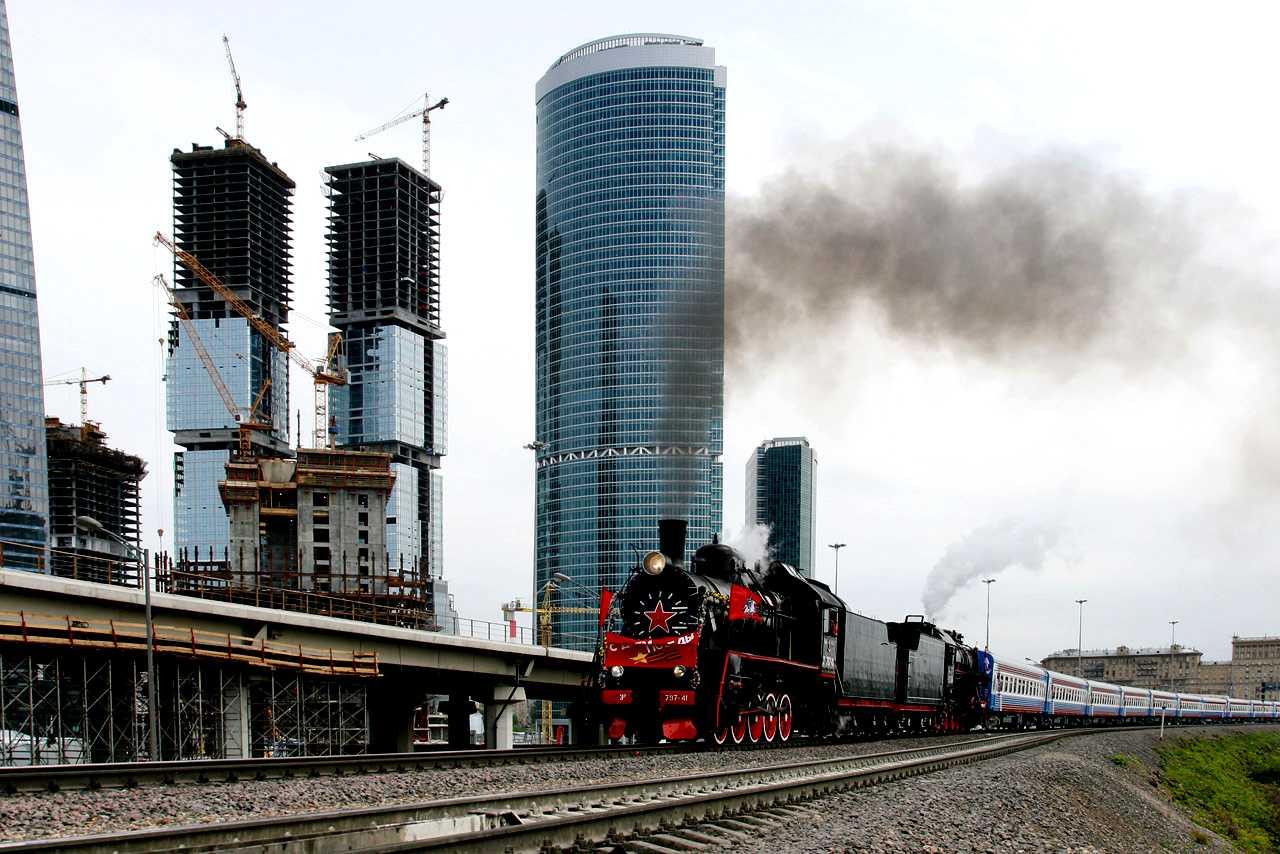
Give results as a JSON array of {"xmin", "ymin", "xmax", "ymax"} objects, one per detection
[{"xmin": 0, "ymin": 610, "xmax": 378, "ymax": 765}]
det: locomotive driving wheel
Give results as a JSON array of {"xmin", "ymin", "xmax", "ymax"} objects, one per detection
[
  {"xmin": 713, "ymin": 722, "xmax": 730, "ymax": 745},
  {"xmin": 748, "ymin": 695, "xmax": 766, "ymax": 743},
  {"xmin": 731, "ymin": 712, "xmax": 748, "ymax": 744},
  {"xmin": 762, "ymin": 693, "xmax": 779, "ymax": 743},
  {"xmin": 777, "ymin": 694, "xmax": 793, "ymax": 742}
]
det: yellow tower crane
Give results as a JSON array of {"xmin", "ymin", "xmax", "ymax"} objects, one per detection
[
  {"xmin": 153, "ymin": 232, "xmax": 348, "ymax": 449},
  {"xmin": 154, "ymin": 273, "xmax": 271, "ymax": 457},
  {"xmin": 501, "ymin": 596, "xmax": 599, "ymax": 744}
]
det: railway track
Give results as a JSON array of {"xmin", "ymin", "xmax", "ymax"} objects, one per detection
[
  {"xmin": 0, "ymin": 742, "xmax": 703, "ymax": 794},
  {"xmin": 0, "ymin": 729, "xmax": 1076, "ymax": 853}
]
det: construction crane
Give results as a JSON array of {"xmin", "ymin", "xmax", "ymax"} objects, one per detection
[
  {"xmin": 44, "ymin": 368, "xmax": 109, "ymax": 424},
  {"xmin": 501, "ymin": 596, "xmax": 599, "ymax": 744},
  {"xmin": 313, "ymin": 333, "xmax": 343, "ymax": 449},
  {"xmin": 222, "ymin": 34, "xmax": 247, "ymax": 140},
  {"xmin": 153, "ymin": 232, "xmax": 348, "ymax": 449},
  {"xmin": 154, "ymin": 274, "xmax": 271, "ymax": 457},
  {"xmin": 354, "ymin": 93, "xmax": 449, "ymax": 177}
]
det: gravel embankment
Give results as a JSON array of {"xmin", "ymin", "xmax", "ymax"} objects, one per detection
[
  {"xmin": 721, "ymin": 725, "xmax": 1277, "ymax": 853},
  {"xmin": 0, "ymin": 731, "xmax": 1003, "ymax": 842}
]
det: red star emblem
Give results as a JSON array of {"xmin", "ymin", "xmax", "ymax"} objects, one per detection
[{"xmin": 644, "ymin": 600, "xmax": 677, "ymax": 632}]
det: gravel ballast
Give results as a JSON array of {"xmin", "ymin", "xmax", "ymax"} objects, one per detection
[
  {"xmin": 1, "ymin": 725, "xmax": 1271, "ymax": 847},
  {"xmin": 0, "ymin": 731, "xmax": 1002, "ymax": 842},
  {"xmin": 715, "ymin": 725, "xmax": 1276, "ymax": 853}
]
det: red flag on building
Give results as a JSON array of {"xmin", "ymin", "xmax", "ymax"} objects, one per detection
[
  {"xmin": 598, "ymin": 589, "xmax": 614, "ymax": 628},
  {"xmin": 729, "ymin": 584, "xmax": 765, "ymax": 622}
]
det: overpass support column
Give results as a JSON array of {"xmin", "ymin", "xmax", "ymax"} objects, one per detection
[
  {"xmin": 221, "ymin": 674, "xmax": 250, "ymax": 758},
  {"xmin": 367, "ymin": 677, "xmax": 426, "ymax": 753},
  {"xmin": 485, "ymin": 685, "xmax": 525, "ymax": 750},
  {"xmin": 448, "ymin": 691, "xmax": 473, "ymax": 747}
]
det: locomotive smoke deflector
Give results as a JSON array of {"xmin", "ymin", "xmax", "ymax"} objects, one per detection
[{"xmin": 658, "ymin": 518, "xmax": 687, "ymax": 565}]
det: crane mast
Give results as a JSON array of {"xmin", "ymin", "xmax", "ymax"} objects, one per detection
[{"xmin": 222, "ymin": 34, "xmax": 246, "ymax": 140}]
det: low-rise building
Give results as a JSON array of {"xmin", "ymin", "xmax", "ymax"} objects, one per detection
[
  {"xmin": 1231, "ymin": 636, "xmax": 1280, "ymax": 700},
  {"xmin": 1041, "ymin": 645, "xmax": 1202, "ymax": 691},
  {"xmin": 1041, "ymin": 635, "xmax": 1280, "ymax": 699}
]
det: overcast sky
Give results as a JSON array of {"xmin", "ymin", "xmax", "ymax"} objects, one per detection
[{"xmin": 12, "ymin": 1, "xmax": 1280, "ymax": 663}]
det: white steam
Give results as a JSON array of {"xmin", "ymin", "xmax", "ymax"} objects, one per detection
[
  {"xmin": 724, "ymin": 523, "xmax": 773, "ymax": 571},
  {"xmin": 922, "ymin": 517, "xmax": 1068, "ymax": 617}
]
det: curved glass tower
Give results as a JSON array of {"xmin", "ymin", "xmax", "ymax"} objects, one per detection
[{"xmin": 535, "ymin": 34, "xmax": 725, "ymax": 649}]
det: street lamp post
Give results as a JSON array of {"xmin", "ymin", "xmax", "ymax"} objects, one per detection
[
  {"xmin": 524, "ymin": 439, "xmax": 545, "ymax": 639},
  {"xmin": 1075, "ymin": 599, "xmax": 1088, "ymax": 679},
  {"xmin": 77, "ymin": 516, "xmax": 157, "ymax": 760},
  {"xmin": 828, "ymin": 543, "xmax": 846, "ymax": 598},
  {"xmin": 982, "ymin": 578, "xmax": 996, "ymax": 650}
]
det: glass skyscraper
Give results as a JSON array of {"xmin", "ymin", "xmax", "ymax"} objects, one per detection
[
  {"xmin": 0, "ymin": 0, "xmax": 48, "ymax": 571},
  {"xmin": 534, "ymin": 35, "xmax": 726, "ymax": 649},
  {"xmin": 746, "ymin": 437, "xmax": 818, "ymax": 577}
]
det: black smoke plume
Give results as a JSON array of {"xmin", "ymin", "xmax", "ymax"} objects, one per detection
[
  {"xmin": 724, "ymin": 140, "xmax": 1280, "ymax": 490},
  {"xmin": 725, "ymin": 145, "xmax": 1204, "ymax": 371}
]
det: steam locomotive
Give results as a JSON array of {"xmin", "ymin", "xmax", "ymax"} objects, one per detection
[
  {"xmin": 597, "ymin": 520, "xmax": 985, "ymax": 744},
  {"xmin": 596, "ymin": 520, "xmax": 1280, "ymax": 743}
]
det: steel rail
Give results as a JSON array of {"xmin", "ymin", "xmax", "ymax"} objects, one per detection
[
  {"xmin": 0, "ymin": 742, "xmax": 702, "ymax": 794},
  {"xmin": 0, "ymin": 730, "xmax": 1060, "ymax": 853}
]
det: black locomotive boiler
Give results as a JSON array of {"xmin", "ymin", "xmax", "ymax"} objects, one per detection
[{"xmin": 597, "ymin": 520, "xmax": 985, "ymax": 743}]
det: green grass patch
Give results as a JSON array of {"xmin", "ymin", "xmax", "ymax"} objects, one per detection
[
  {"xmin": 1157, "ymin": 731, "xmax": 1280, "ymax": 852},
  {"xmin": 1111, "ymin": 752, "xmax": 1142, "ymax": 769}
]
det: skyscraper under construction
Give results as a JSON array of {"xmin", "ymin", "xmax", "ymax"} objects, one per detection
[
  {"xmin": 324, "ymin": 157, "xmax": 452, "ymax": 627},
  {"xmin": 166, "ymin": 139, "xmax": 294, "ymax": 569}
]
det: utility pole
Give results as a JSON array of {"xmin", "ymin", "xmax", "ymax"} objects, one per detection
[
  {"xmin": 1075, "ymin": 599, "xmax": 1088, "ymax": 678},
  {"xmin": 1169, "ymin": 620, "xmax": 1179, "ymax": 691},
  {"xmin": 828, "ymin": 543, "xmax": 846, "ymax": 599},
  {"xmin": 982, "ymin": 578, "xmax": 996, "ymax": 650}
]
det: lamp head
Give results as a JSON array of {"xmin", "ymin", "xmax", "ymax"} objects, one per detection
[{"xmin": 75, "ymin": 515, "xmax": 104, "ymax": 533}]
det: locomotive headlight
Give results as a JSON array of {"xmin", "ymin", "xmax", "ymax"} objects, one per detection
[
  {"xmin": 642, "ymin": 551, "xmax": 667, "ymax": 575},
  {"xmin": 673, "ymin": 665, "xmax": 686, "ymax": 678},
  {"xmin": 610, "ymin": 665, "xmax": 625, "ymax": 678}
]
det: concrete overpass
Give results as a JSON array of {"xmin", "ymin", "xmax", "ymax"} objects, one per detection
[{"xmin": 0, "ymin": 568, "xmax": 594, "ymax": 751}]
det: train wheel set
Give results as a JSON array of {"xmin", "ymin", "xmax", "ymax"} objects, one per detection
[{"xmin": 709, "ymin": 692, "xmax": 795, "ymax": 746}]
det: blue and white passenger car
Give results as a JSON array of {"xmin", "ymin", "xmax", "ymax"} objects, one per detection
[{"xmin": 987, "ymin": 657, "xmax": 1048, "ymax": 721}]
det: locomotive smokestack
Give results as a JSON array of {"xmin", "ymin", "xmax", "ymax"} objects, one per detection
[{"xmin": 658, "ymin": 518, "xmax": 687, "ymax": 565}]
